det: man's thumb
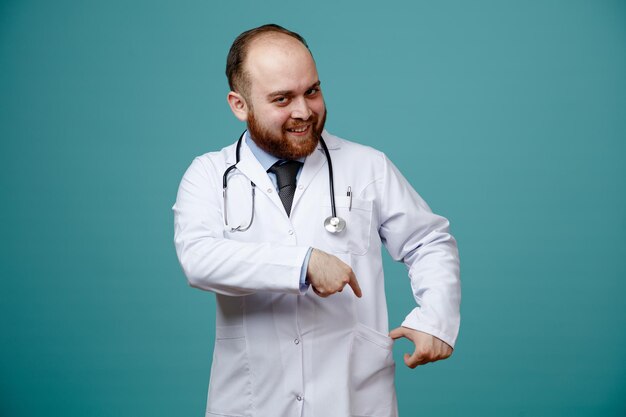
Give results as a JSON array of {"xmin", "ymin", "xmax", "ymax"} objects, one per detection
[{"xmin": 388, "ymin": 327, "xmax": 405, "ymax": 340}]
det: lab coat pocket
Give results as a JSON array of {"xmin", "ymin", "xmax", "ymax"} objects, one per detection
[
  {"xmin": 206, "ymin": 326, "xmax": 252, "ymax": 417},
  {"xmin": 323, "ymin": 196, "xmax": 373, "ymax": 255},
  {"xmin": 350, "ymin": 323, "xmax": 397, "ymax": 417}
]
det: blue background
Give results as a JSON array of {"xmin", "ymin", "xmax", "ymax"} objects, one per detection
[{"xmin": 1, "ymin": 1, "xmax": 625, "ymax": 416}]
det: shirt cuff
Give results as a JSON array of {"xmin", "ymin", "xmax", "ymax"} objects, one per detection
[{"xmin": 299, "ymin": 248, "xmax": 313, "ymax": 294}]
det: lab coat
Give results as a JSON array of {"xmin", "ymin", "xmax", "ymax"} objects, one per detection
[{"xmin": 173, "ymin": 130, "xmax": 460, "ymax": 417}]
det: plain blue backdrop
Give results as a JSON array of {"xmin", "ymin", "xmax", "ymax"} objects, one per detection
[{"xmin": 1, "ymin": 1, "xmax": 625, "ymax": 416}]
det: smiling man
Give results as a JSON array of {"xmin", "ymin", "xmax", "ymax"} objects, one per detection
[
  {"xmin": 173, "ymin": 24, "xmax": 461, "ymax": 417},
  {"xmin": 229, "ymin": 33, "xmax": 326, "ymax": 160}
]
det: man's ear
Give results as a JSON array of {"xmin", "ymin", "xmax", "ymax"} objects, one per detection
[{"xmin": 227, "ymin": 91, "xmax": 249, "ymax": 122}]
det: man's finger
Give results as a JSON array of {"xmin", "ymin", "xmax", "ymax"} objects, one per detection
[
  {"xmin": 312, "ymin": 287, "xmax": 329, "ymax": 298},
  {"xmin": 347, "ymin": 273, "xmax": 362, "ymax": 298},
  {"xmin": 388, "ymin": 327, "xmax": 407, "ymax": 340},
  {"xmin": 404, "ymin": 351, "xmax": 426, "ymax": 369}
]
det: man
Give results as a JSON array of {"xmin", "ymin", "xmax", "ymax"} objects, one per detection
[{"xmin": 173, "ymin": 24, "xmax": 460, "ymax": 417}]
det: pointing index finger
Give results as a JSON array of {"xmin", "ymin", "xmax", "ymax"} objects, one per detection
[{"xmin": 348, "ymin": 272, "xmax": 362, "ymax": 298}]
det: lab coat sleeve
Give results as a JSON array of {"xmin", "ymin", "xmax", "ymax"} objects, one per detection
[
  {"xmin": 173, "ymin": 156, "xmax": 309, "ymax": 296},
  {"xmin": 377, "ymin": 155, "xmax": 461, "ymax": 348}
]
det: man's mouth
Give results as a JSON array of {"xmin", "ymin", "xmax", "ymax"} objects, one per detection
[{"xmin": 286, "ymin": 125, "xmax": 310, "ymax": 134}]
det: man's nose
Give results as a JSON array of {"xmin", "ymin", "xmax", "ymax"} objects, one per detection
[{"xmin": 290, "ymin": 98, "xmax": 313, "ymax": 120}]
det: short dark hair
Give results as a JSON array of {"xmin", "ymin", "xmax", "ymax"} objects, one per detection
[{"xmin": 226, "ymin": 24, "xmax": 309, "ymax": 98}]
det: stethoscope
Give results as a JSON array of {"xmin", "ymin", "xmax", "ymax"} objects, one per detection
[{"xmin": 223, "ymin": 132, "xmax": 347, "ymax": 234}]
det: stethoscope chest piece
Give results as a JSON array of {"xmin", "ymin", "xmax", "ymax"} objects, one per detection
[{"xmin": 324, "ymin": 216, "xmax": 346, "ymax": 233}]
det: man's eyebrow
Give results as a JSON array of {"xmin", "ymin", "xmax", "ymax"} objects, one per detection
[
  {"xmin": 308, "ymin": 80, "xmax": 321, "ymax": 91},
  {"xmin": 267, "ymin": 81, "xmax": 321, "ymax": 99}
]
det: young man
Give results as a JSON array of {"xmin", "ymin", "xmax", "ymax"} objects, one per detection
[{"xmin": 173, "ymin": 24, "xmax": 460, "ymax": 417}]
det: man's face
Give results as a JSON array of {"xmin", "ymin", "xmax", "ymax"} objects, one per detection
[{"xmin": 241, "ymin": 35, "xmax": 326, "ymax": 160}]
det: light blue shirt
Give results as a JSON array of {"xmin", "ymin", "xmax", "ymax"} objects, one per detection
[{"xmin": 245, "ymin": 131, "xmax": 312, "ymax": 292}]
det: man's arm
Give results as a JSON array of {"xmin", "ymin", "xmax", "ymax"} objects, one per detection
[
  {"xmin": 173, "ymin": 156, "xmax": 309, "ymax": 295},
  {"xmin": 377, "ymin": 154, "xmax": 461, "ymax": 366}
]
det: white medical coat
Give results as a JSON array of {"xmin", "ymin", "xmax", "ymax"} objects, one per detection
[{"xmin": 173, "ymin": 131, "xmax": 461, "ymax": 417}]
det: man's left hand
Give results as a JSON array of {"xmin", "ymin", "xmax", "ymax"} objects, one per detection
[{"xmin": 389, "ymin": 326, "xmax": 453, "ymax": 368}]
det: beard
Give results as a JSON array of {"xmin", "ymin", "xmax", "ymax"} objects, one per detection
[{"xmin": 247, "ymin": 108, "xmax": 327, "ymax": 160}]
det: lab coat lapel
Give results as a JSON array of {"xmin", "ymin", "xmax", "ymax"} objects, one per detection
[
  {"xmin": 230, "ymin": 140, "xmax": 285, "ymax": 214},
  {"xmin": 292, "ymin": 131, "xmax": 341, "ymax": 212}
]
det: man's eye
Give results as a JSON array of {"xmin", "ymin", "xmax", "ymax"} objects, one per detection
[
  {"xmin": 306, "ymin": 88, "xmax": 319, "ymax": 95},
  {"xmin": 274, "ymin": 97, "xmax": 287, "ymax": 103}
]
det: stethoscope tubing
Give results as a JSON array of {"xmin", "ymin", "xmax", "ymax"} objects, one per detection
[
  {"xmin": 318, "ymin": 136, "xmax": 337, "ymax": 219},
  {"xmin": 223, "ymin": 131, "xmax": 340, "ymax": 232}
]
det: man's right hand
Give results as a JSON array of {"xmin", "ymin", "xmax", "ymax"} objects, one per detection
[{"xmin": 306, "ymin": 249, "xmax": 362, "ymax": 298}]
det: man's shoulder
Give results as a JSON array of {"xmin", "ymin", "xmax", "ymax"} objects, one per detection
[
  {"xmin": 178, "ymin": 140, "xmax": 237, "ymax": 185},
  {"xmin": 192, "ymin": 140, "xmax": 238, "ymax": 166},
  {"xmin": 324, "ymin": 131, "xmax": 387, "ymax": 163}
]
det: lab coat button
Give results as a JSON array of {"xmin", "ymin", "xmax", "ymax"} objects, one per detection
[
  {"xmin": 294, "ymin": 338, "xmax": 300, "ymax": 345},
  {"xmin": 298, "ymin": 184, "xmax": 303, "ymax": 190},
  {"xmin": 296, "ymin": 395, "xmax": 303, "ymax": 401},
  {"xmin": 288, "ymin": 229, "xmax": 294, "ymax": 235},
  {"xmin": 267, "ymin": 188, "xmax": 273, "ymax": 193}
]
